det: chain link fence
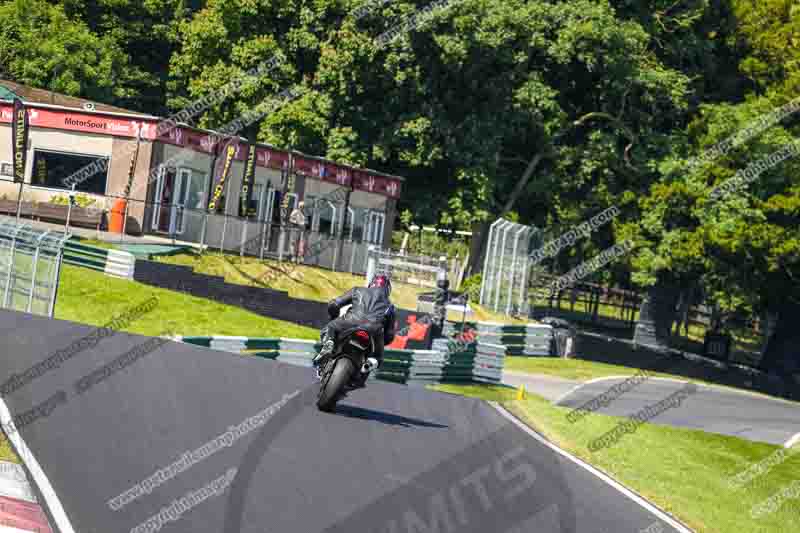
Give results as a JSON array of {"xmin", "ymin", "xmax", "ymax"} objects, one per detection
[
  {"xmin": 0, "ymin": 216, "xmax": 70, "ymax": 317},
  {"xmin": 479, "ymin": 218, "xmax": 542, "ymax": 317}
]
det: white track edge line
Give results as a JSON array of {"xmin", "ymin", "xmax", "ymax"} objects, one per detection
[
  {"xmin": 0, "ymin": 397, "xmax": 75, "ymax": 533},
  {"xmin": 550, "ymin": 375, "xmax": 643, "ymax": 406},
  {"xmin": 784, "ymin": 432, "xmax": 800, "ymax": 449},
  {"xmin": 551, "ymin": 382, "xmax": 594, "ymax": 406},
  {"xmin": 490, "ymin": 402, "xmax": 694, "ymax": 533}
]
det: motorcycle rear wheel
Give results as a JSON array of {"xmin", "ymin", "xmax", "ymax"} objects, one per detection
[{"xmin": 317, "ymin": 357, "xmax": 354, "ymax": 412}]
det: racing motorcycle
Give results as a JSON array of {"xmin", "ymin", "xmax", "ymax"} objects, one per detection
[{"xmin": 315, "ymin": 326, "xmax": 378, "ymax": 412}]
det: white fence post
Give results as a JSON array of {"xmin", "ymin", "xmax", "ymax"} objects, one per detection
[
  {"xmin": 479, "ymin": 219, "xmax": 502, "ymax": 306},
  {"xmin": 493, "ymin": 221, "xmax": 511, "ymax": 312},
  {"xmin": 365, "ymin": 245, "xmax": 378, "ymax": 284}
]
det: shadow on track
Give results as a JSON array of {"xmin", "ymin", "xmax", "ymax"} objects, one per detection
[{"xmin": 332, "ymin": 404, "xmax": 449, "ymax": 428}]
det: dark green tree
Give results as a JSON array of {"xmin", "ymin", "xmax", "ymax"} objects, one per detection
[{"xmin": 0, "ymin": 0, "xmax": 132, "ymax": 103}]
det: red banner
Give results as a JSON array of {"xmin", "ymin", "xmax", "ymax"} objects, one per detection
[
  {"xmin": 158, "ymin": 128, "xmax": 249, "ymax": 160},
  {"xmin": 292, "ymin": 154, "xmax": 316, "ymax": 177},
  {"xmin": 0, "ymin": 104, "xmax": 403, "ymax": 198},
  {"xmin": 185, "ymin": 130, "xmax": 219, "ymax": 155},
  {"xmin": 352, "ymin": 170, "xmax": 401, "ymax": 199},
  {"xmin": 0, "ymin": 103, "xmax": 157, "ymax": 140},
  {"xmin": 255, "ymin": 147, "xmax": 289, "ymax": 170},
  {"xmin": 0, "ymin": 105, "xmax": 12, "ymax": 123},
  {"xmin": 380, "ymin": 176, "xmax": 402, "ymax": 199},
  {"xmin": 156, "ymin": 125, "xmax": 184, "ymax": 146},
  {"xmin": 330, "ymin": 164, "xmax": 352, "ymax": 187}
]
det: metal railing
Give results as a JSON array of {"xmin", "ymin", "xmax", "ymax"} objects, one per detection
[
  {"xmin": 366, "ymin": 247, "xmax": 449, "ymax": 288},
  {"xmin": 0, "ymin": 184, "xmax": 389, "ymax": 274},
  {"xmin": 0, "ymin": 216, "xmax": 70, "ymax": 317}
]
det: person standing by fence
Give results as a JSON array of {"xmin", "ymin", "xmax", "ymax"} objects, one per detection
[{"xmin": 289, "ymin": 201, "xmax": 307, "ymax": 263}]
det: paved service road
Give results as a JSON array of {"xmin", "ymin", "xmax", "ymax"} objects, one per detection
[
  {"xmin": 556, "ymin": 377, "xmax": 800, "ymax": 446},
  {"xmin": 502, "ymin": 370, "xmax": 582, "ymax": 402},
  {"xmin": 0, "ymin": 309, "xmax": 689, "ymax": 533}
]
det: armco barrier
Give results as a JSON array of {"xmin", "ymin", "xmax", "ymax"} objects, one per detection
[
  {"xmin": 175, "ymin": 335, "xmax": 505, "ymax": 386},
  {"xmin": 63, "ymin": 241, "xmax": 135, "ymax": 280},
  {"xmin": 443, "ymin": 321, "xmax": 555, "ymax": 357}
]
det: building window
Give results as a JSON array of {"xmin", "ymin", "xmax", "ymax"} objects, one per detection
[
  {"xmin": 251, "ymin": 182, "xmax": 274, "ymax": 221},
  {"xmin": 183, "ymin": 169, "xmax": 207, "ymax": 211},
  {"xmin": 349, "ymin": 207, "xmax": 366, "ymax": 241},
  {"xmin": 0, "ymin": 162, "xmax": 12, "ymax": 180},
  {"xmin": 263, "ymin": 186, "xmax": 279, "ymax": 225},
  {"xmin": 346, "ymin": 207, "xmax": 355, "ymax": 240},
  {"xmin": 364, "ymin": 210, "xmax": 385, "ymax": 244},
  {"xmin": 310, "ymin": 198, "xmax": 337, "ymax": 235},
  {"xmin": 31, "ymin": 149, "xmax": 109, "ymax": 194},
  {"xmin": 252, "ymin": 183, "xmax": 264, "ymax": 220}
]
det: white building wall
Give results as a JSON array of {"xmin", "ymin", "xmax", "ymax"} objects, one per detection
[{"xmin": 0, "ymin": 123, "xmax": 115, "ymax": 205}]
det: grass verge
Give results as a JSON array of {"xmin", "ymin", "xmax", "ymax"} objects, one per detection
[
  {"xmin": 503, "ymin": 357, "xmax": 656, "ymax": 381},
  {"xmin": 503, "ymin": 356, "xmax": 723, "ymax": 383},
  {"xmin": 54, "ymin": 263, "xmax": 319, "ymax": 339},
  {"xmin": 71, "ymin": 237, "xmax": 529, "ymax": 323},
  {"xmin": 430, "ymin": 383, "xmax": 800, "ymax": 533}
]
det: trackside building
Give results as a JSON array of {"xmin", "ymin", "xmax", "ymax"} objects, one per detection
[{"xmin": 0, "ymin": 80, "xmax": 402, "ymax": 253}]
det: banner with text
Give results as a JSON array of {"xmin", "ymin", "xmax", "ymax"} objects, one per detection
[
  {"xmin": 208, "ymin": 137, "xmax": 240, "ymax": 213},
  {"xmin": 239, "ymin": 143, "xmax": 257, "ymax": 218},
  {"xmin": 11, "ymin": 98, "xmax": 29, "ymax": 184}
]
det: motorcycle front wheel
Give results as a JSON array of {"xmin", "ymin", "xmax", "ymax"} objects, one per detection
[{"xmin": 317, "ymin": 357, "xmax": 354, "ymax": 412}]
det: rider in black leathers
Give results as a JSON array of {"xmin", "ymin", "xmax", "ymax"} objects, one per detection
[{"xmin": 313, "ymin": 274, "xmax": 396, "ymax": 387}]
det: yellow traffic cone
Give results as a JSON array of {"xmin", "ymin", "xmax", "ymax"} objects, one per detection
[{"xmin": 516, "ymin": 385, "xmax": 526, "ymax": 400}]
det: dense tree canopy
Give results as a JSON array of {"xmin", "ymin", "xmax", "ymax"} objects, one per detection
[
  {"xmin": 0, "ymin": 0, "xmax": 131, "ymax": 102},
  {"xmin": 1, "ymin": 0, "xmax": 798, "ymax": 369},
  {"xmin": 620, "ymin": 0, "xmax": 799, "ymax": 366}
]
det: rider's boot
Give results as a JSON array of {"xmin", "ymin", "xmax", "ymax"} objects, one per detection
[{"xmin": 313, "ymin": 332, "xmax": 335, "ymax": 378}]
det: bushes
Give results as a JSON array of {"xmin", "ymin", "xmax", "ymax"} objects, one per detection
[
  {"xmin": 49, "ymin": 194, "xmax": 96, "ymax": 208},
  {"xmin": 460, "ymin": 273, "xmax": 482, "ymax": 302},
  {"xmin": 392, "ymin": 230, "xmax": 470, "ymax": 259}
]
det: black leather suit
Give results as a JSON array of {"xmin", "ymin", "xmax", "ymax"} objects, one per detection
[{"xmin": 321, "ymin": 286, "xmax": 396, "ymax": 367}]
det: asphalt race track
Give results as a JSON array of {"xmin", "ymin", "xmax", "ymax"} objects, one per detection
[
  {"xmin": 0, "ymin": 309, "xmax": 687, "ymax": 533},
  {"xmin": 556, "ymin": 378, "xmax": 800, "ymax": 446}
]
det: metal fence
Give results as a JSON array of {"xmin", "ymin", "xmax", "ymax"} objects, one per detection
[
  {"xmin": 365, "ymin": 247, "xmax": 449, "ymax": 288},
  {"xmin": 479, "ymin": 218, "xmax": 542, "ymax": 316},
  {"xmin": 0, "ymin": 217, "xmax": 70, "ymax": 317},
  {"xmin": 0, "ymin": 189, "xmax": 387, "ymax": 275}
]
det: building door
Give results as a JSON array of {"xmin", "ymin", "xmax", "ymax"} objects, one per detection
[
  {"xmin": 176, "ymin": 169, "xmax": 205, "ymax": 235},
  {"xmin": 153, "ymin": 167, "xmax": 194, "ymax": 234},
  {"xmin": 152, "ymin": 167, "xmax": 176, "ymax": 233}
]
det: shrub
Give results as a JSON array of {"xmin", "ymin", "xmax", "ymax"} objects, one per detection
[
  {"xmin": 49, "ymin": 193, "xmax": 96, "ymax": 208},
  {"xmin": 460, "ymin": 273, "xmax": 482, "ymax": 302}
]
